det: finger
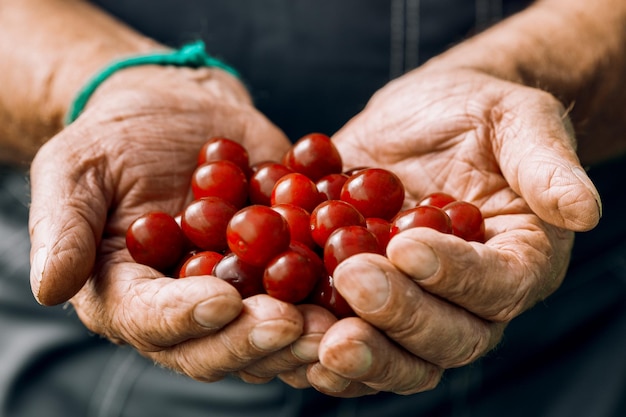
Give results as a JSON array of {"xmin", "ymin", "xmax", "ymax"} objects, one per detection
[
  {"xmin": 71, "ymin": 264, "xmax": 247, "ymax": 350},
  {"xmin": 315, "ymin": 318, "xmax": 443, "ymax": 395},
  {"xmin": 385, "ymin": 221, "xmax": 573, "ymax": 322},
  {"xmin": 238, "ymin": 304, "xmax": 337, "ymax": 380},
  {"xmin": 307, "ymin": 363, "xmax": 378, "ymax": 398},
  {"xmin": 333, "ymin": 254, "xmax": 505, "ymax": 368},
  {"xmin": 237, "ymin": 110, "xmax": 292, "ymax": 164},
  {"xmin": 494, "ymin": 88, "xmax": 601, "ymax": 231},
  {"xmin": 277, "ymin": 366, "xmax": 311, "ymax": 389},
  {"xmin": 29, "ymin": 133, "xmax": 110, "ymax": 306},
  {"xmin": 148, "ymin": 295, "xmax": 303, "ymax": 382}
]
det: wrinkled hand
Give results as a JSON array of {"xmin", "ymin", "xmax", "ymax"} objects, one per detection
[
  {"xmin": 28, "ymin": 65, "xmax": 332, "ymax": 382},
  {"xmin": 307, "ymin": 67, "xmax": 602, "ymax": 396}
]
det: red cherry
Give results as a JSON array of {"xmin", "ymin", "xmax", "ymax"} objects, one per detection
[
  {"xmin": 282, "ymin": 132, "xmax": 343, "ymax": 182},
  {"xmin": 125, "ymin": 211, "xmax": 185, "ymax": 272},
  {"xmin": 340, "ymin": 168, "xmax": 405, "ymax": 220},
  {"xmin": 226, "ymin": 205, "xmax": 291, "ymax": 267},
  {"xmin": 309, "ymin": 274, "xmax": 355, "ymax": 319},
  {"xmin": 365, "ymin": 217, "xmax": 392, "ymax": 252},
  {"xmin": 271, "ymin": 204, "xmax": 316, "ymax": 249},
  {"xmin": 443, "ymin": 201, "xmax": 486, "ymax": 242},
  {"xmin": 191, "ymin": 160, "xmax": 248, "ymax": 208},
  {"xmin": 310, "ymin": 200, "xmax": 366, "ymax": 248},
  {"xmin": 178, "ymin": 251, "xmax": 224, "ymax": 278},
  {"xmin": 271, "ymin": 172, "xmax": 323, "ymax": 212},
  {"xmin": 212, "ymin": 252, "xmax": 265, "ymax": 298},
  {"xmin": 342, "ymin": 166, "xmax": 369, "ymax": 176},
  {"xmin": 197, "ymin": 137, "xmax": 250, "ymax": 175},
  {"xmin": 316, "ymin": 173, "xmax": 349, "ymax": 201},
  {"xmin": 390, "ymin": 205, "xmax": 453, "ymax": 238},
  {"xmin": 418, "ymin": 192, "xmax": 457, "ymax": 209},
  {"xmin": 181, "ymin": 197, "xmax": 237, "ymax": 252},
  {"xmin": 248, "ymin": 161, "xmax": 293, "ymax": 206},
  {"xmin": 323, "ymin": 225, "xmax": 384, "ymax": 275},
  {"xmin": 289, "ymin": 240, "xmax": 326, "ymax": 275},
  {"xmin": 263, "ymin": 244, "xmax": 322, "ymax": 303}
]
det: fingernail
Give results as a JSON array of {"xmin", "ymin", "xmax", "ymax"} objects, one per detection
[
  {"xmin": 291, "ymin": 333, "xmax": 323, "ymax": 362},
  {"xmin": 30, "ymin": 246, "xmax": 47, "ymax": 303},
  {"xmin": 250, "ymin": 320, "xmax": 297, "ymax": 352},
  {"xmin": 387, "ymin": 239, "xmax": 439, "ymax": 280},
  {"xmin": 334, "ymin": 261, "xmax": 389, "ymax": 313},
  {"xmin": 572, "ymin": 166, "xmax": 602, "ymax": 218},
  {"xmin": 193, "ymin": 294, "xmax": 242, "ymax": 329}
]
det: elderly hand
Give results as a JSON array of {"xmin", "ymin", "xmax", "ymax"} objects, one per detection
[
  {"xmin": 27, "ymin": 65, "xmax": 334, "ymax": 382},
  {"xmin": 305, "ymin": 66, "xmax": 601, "ymax": 396}
]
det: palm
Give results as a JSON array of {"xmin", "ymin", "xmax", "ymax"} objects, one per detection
[
  {"xmin": 28, "ymin": 71, "xmax": 316, "ymax": 384},
  {"xmin": 331, "ymin": 67, "xmax": 597, "ymax": 322},
  {"xmin": 334, "ymin": 69, "xmax": 534, "ymax": 217},
  {"xmin": 299, "ymin": 68, "xmax": 604, "ymax": 397}
]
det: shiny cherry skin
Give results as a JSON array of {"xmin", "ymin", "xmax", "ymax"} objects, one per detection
[
  {"xmin": 178, "ymin": 251, "xmax": 224, "ymax": 278},
  {"xmin": 263, "ymin": 243, "xmax": 323, "ymax": 303},
  {"xmin": 365, "ymin": 217, "xmax": 392, "ymax": 252},
  {"xmin": 323, "ymin": 225, "xmax": 384, "ymax": 275},
  {"xmin": 390, "ymin": 205, "xmax": 453, "ymax": 238},
  {"xmin": 316, "ymin": 173, "xmax": 349, "ymax": 201},
  {"xmin": 126, "ymin": 211, "xmax": 186, "ymax": 272},
  {"xmin": 271, "ymin": 204, "xmax": 316, "ymax": 249},
  {"xmin": 226, "ymin": 205, "xmax": 291, "ymax": 267},
  {"xmin": 191, "ymin": 160, "xmax": 248, "ymax": 208},
  {"xmin": 271, "ymin": 172, "xmax": 324, "ymax": 213},
  {"xmin": 310, "ymin": 200, "xmax": 366, "ymax": 248},
  {"xmin": 212, "ymin": 252, "xmax": 265, "ymax": 298},
  {"xmin": 309, "ymin": 274, "xmax": 355, "ymax": 319},
  {"xmin": 342, "ymin": 166, "xmax": 369, "ymax": 176},
  {"xmin": 248, "ymin": 161, "xmax": 293, "ymax": 206},
  {"xmin": 340, "ymin": 168, "xmax": 405, "ymax": 221},
  {"xmin": 282, "ymin": 132, "xmax": 343, "ymax": 182},
  {"xmin": 443, "ymin": 200, "xmax": 486, "ymax": 242},
  {"xmin": 197, "ymin": 137, "xmax": 250, "ymax": 175},
  {"xmin": 181, "ymin": 197, "xmax": 238, "ymax": 252},
  {"xmin": 418, "ymin": 192, "xmax": 457, "ymax": 209}
]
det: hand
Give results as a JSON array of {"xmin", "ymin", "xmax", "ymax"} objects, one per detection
[
  {"xmin": 306, "ymin": 67, "xmax": 602, "ymax": 396},
  {"xmin": 28, "ymin": 65, "xmax": 321, "ymax": 382}
]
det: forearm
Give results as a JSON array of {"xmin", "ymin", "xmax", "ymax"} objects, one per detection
[
  {"xmin": 426, "ymin": 0, "xmax": 626, "ymax": 165},
  {"xmin": 0, "ymin": 0, "xmax": 162, "ymax": 164}
]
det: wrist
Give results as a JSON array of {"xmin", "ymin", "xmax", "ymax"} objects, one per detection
[
  {"xmin": 0, "ymin": 0, "xmax": 165, "ymax": 161},
  {"xmin": 86, "ymin": 55, "xmax": 250, "ymax": 108},
  {"xmin": 423, "ymin": 0, "xmax": 626, "ymax": 163},
  {"xmin": 65, "ymin": 41, "xmax": 243, "ymax": 124}
]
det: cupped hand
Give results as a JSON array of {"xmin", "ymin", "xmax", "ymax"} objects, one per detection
[
  {"xmin": 28, "ymin": 65, "xmax": 323, "ymax": 382},
  {"xmin": 307, "ymin": 67, "xmax": 602, "ymax": 396}
]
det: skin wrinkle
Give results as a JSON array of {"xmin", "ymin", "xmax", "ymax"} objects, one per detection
[
  {"xmin": 145, "ymin": 282, "xmax": 194, "ymax": 343},
  {"xmin": 343, "ymin": 258, "xmax": 493, "ymax": 368},
  {"xmin": 489, "ymin": 237, "xmax": 555, "ymax": 321},
  {"xmin": 171, "ymin": 342, "xmax": 225, "ymax": 382}
]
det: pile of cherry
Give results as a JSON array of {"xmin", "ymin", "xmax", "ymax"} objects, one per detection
[{"xmin": 126, "ymin": 133, "xmax": 485, "ymax": 318}]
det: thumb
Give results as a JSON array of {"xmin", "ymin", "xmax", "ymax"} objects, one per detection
[
  {"xmin": 235, "ymin": 109, "xmax": 292, "ymax": 164},
  {"xmin": 496, "ymin": 89, "xmax": 602, "ymax": 231},
  {"xmin": 29, "ymin": 136, "xmax": 108, "ymax": 306}
]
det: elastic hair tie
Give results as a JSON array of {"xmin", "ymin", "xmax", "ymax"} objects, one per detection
[{"xmin": 65, "ymin": 40, "xmax": 239, "ymax": 125}]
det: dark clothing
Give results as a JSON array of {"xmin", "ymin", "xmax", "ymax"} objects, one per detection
[
  {"xmin": 2, "ymin": 1, "xmax": 625, "ymax": 416},
  {"xmin": 89, "ymin": 0, "xmax": 531, "ymax": 141}
]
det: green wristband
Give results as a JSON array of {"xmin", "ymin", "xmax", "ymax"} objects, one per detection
[{"xmin": 64, "ymin": 40, "xmax": 239, "ymax": 125}]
